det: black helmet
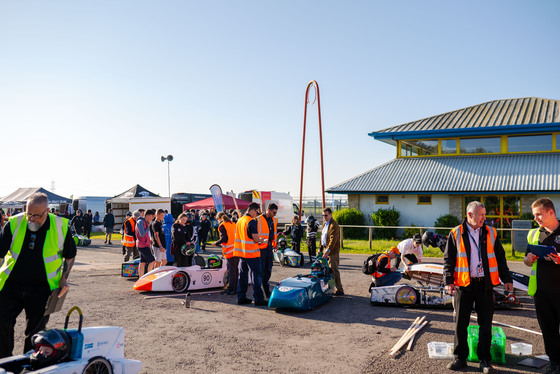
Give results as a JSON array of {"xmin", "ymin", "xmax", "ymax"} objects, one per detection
[
  {"xmin": 306, "ymin": 215, "xmax": 316, "ymax": 223},
  {"xmin": 422, "ymin": 231, "xmax": 437, "ymax": 248},
  {"xmin": 30, "ymin": 329, "xmax": 71, "ymax": 370}
]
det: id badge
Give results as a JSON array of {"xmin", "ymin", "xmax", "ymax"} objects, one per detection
[{"xmin": 477, "ymin": 263, "xmax": 483, "ymax": 276}]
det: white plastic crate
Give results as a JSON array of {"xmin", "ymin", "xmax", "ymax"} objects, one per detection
[
  {"xmin": 511, "ymin": 342, "xmax": 533, "ymax": 356},
  {"xmin": 427, "ymin": 342, "xmax": 454, "ymax": 359}
]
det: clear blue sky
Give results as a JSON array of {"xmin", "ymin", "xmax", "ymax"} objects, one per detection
[{"xmin": 1, "ymin": 1, "xmax": 558, "ymax": 199}]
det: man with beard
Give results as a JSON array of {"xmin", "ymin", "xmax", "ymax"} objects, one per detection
[{"xmin": 0, "ymin": 192, "xmax": 76, "ymax": 358}]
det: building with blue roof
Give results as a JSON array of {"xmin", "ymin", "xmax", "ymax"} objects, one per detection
[{"xmin": 327, "ymin": 97, "xmax": 560, "ymax": 234}]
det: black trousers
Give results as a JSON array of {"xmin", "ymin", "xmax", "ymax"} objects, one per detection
[
  {"xmin": 306, "ymin": 237, "xmax": 317, "ymax": 261},
  {"xmin": 174, "ymin": 251, "xmax": 193, "ymax": 268},
  {"xmin": 453, "ymin": 281, "xmax": 494, "ymax": 361},
  {"xmin": 534, "ymin": 291, "xmax": 560, "ymax": 364},
  {"xmin": 226, "ymin": 257, "xmax": 239, "ymax": 293},
  {"xmin": 0, "ymin": 281, "xmax": 51, "ymax": 358},
  {"xmin": 84, "ymin": 226, "xmax": 92, "ymax": 238},
  {"xmin": 291, "ymin": 240, "xmax": 301, "ymax": 253}
]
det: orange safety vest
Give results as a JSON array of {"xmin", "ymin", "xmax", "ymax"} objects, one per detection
[
  {"xmin": 373, "ymin": 253, "xmax": 390, "ymax": 278},
  {"xmin": 123, "ymin": 217, "xmax": 136, "ymax": 247},
  {"xmin": 233, "ymin": 215, "xmax": 260, "ymax": 258},
  {"xmin": 219, "ymin": 221, "xmax": 236, "ymax": 259},
  {"xmin": 255, "ymin": 214, "xmax": 277, "ymax": 249},
  {"xmin": 452, "ymin": 224, "xmax": 500, "ymax": 287}
]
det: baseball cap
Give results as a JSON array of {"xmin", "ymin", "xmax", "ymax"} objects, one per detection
[{"xmin": 412, "ymin": 233, "xmax": 422, "ymax": 244}]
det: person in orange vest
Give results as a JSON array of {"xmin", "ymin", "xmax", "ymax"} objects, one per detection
[
  {"xmin": 444, "ymin": 201, "xmax": 512, "ymax": 374},
  {"xmin": 233, "ymin": 202, "xmax": 267, "ymax": 306},
  {"xmin": 122, "ymin": 211, "xmax": 139, "ymax": 261},
  {"xmin": 372, "ymin": 246, "xmax": 402, "ymax": 287},
  {"xmin": 248, "ymin": 203, "xmax": 278, "ymax": 298},
  {"xmin": 213, "ymin": 212, "xmax": 237, "ymax": 295}
]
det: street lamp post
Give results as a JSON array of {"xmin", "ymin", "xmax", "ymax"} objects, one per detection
[{"xmin": 161, "ymin": 155, "xmax": 174, "ymax": 197}]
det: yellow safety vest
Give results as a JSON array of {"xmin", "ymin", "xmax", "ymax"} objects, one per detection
[
  {"xmin": 219, "ymin": 221, "xmax": 236, "ymax": 259},
  {"xmin": 527, "ymin": 228, "xmax": 540, "ymax": 296},
  {"xmin": 0, "ymin": 213, "xmax": 68, "ymax": 292},
  {"xmin": 452, "ymin": 224, "xmax": 500, "ymax": 287}
]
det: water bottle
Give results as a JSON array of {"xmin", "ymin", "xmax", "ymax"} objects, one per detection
[{"xmin": 185, "ymin": 293, "xmax": 191, "ymax": 308}]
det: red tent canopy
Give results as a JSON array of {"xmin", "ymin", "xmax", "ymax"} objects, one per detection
[{"xmin": 183, "ymin": 195, "xmax": 250, "ymax": 211}]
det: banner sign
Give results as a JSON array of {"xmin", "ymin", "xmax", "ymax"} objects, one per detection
[{"xmin": 209, "ymin": 184, "xmax": 224, "ymax": 212}]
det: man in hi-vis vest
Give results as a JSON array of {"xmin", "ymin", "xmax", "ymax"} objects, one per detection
[
  {"xmin": 444, "ymin": 201, "xmax": 512, "ymax": 374},
  {"xmin": 524, "ymin": 198, "xmax": 560, "ymax": 374},
  {"xmin": 0, "ymin": 192, "xmax": 76, "ymax": 358}
]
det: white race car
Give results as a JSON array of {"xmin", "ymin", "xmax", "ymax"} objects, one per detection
[
  {"xmin": 0, "ymin": 309, "xmax": 141, "ymax": 374},
  {"xmin": 133, "ymin": 256, "xmax": 227, "ymax": 292}
]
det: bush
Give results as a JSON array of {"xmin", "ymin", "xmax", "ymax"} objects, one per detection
[
  {"xmin": 403, "ymin": 223, "xmax": 421, "ymax": 239},
  {"xmin": 519, "ymin": 212, "xmax": 538, "ymax": 228},
  {"xmin": 371, "ymin": 207, "xmax": 400, "ymax": 239},
  {"xmin": 333, "ymin": 208, "xmax": 366, "ymax": 239},
  {"xmin": 434, "ymin": 214, "xmax": 461, "ymax": 235}
]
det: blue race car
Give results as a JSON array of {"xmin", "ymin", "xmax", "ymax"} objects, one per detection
[{"xmin": 268, "ymin": 259, "xmax": 335, "ymax": 311}]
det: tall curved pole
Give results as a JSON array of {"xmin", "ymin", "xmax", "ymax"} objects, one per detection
[{"xmin": 299, "ymin": 80, "xmax": 326, "ymax": 221}]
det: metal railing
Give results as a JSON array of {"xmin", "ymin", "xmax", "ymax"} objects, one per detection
[{"xmin": 334, "ymin": 224, "xmax": 533, "ymax": 254}]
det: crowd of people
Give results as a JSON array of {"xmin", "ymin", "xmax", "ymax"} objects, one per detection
[{"xmin": 4, "ymin": 194, "xmax": 560, "ymax": 374}]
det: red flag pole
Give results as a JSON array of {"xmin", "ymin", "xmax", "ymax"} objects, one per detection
[{"xmin": 299, "ymin": 80, "xmax": 326, "ymax": 222}]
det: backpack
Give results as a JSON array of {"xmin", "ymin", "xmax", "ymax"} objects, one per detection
[{"xmin": 362, "ymin": 253, "xmax": 382, "ymax": 275}]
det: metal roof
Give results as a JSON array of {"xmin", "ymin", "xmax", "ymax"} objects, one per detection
[
  {"xmin": 327, "ymin": 153, "xmax": 560, "ymax": 194},
  {"xmin": 370, "ymin": 97, "xmax": 560, "ymax": 145}
]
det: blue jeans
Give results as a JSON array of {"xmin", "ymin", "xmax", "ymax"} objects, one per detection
[
  {"xmin": 237, "ymin": 257, "xmax": 264, "ymax": 302},
  {"xmin": 261, "ymin": 248, "xmax": 273, "ymax": 292},
  {"xmin": 375, "ymin": 272, "xmax": 402, "ymax": 287}
]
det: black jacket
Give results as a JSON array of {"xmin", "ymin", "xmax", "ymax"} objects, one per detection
[{"xmin": 444, "ymin": 220, "xmax": 512, "ymax": 290}]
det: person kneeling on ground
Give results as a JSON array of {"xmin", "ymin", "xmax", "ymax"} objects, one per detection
[{"xmin": 372, "ymin": 246, "xmax": 402, "ymax": 287}]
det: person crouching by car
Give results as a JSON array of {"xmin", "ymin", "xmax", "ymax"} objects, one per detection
[
  {"xmin": 372, "ymin": 247, "xmax": 402, "ymax": 287},
  {"xmin": 136, "ymin": 209, "xmax": 156, "ymax": 277},
  {"xmin": 171, "ymin": 213, "xmax": 195, "ymax": 267}
]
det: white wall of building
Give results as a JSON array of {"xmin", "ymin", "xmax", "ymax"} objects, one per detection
[{"xmin": 359, "ymin": 194, "xmax": 450, "ymax": 229}]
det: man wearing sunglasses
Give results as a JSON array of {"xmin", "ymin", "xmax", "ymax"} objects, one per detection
[
  {"xmin": 0, "ymin": 192, "xmax": 76, "ymax": 358},
  {"xmin": 320, "ymin": 207, "xmax": 344, "ymax": 296}
]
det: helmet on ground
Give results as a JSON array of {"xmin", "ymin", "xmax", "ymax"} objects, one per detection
[
  {"xmin": 207, "ymin": 255, "xmax": 222, "ymax": 268},
  {"xmin": 311, "ymin": 260, "xmax": 326, "ymax": 277},
  {"xmin": 30, "ymin": 329, "xmax": 71, "ymax": 370}
]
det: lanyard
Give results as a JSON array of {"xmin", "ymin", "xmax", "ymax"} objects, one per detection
[{"xmin": 467, "ymin": 231, "xmax": 482, "ymax": 262}]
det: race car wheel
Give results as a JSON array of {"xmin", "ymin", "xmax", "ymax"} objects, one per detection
[
  {"xmin": 172, "ymin": 272, "xmax": 190, "ymax": 293},
  {"xmin": 395, "ymin": 285, "xmax": 420, "ymax": 305},
  {"xmin": 83, "ymin": 356, "xmax": 113, "ymax": 374}
]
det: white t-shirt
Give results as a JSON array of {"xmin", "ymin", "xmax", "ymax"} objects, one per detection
[
  {"xmin": 398, "ymin": 238, "xmax": 423, "ymax": 261},
  {"xmin": 321, "ymin": 220, "xmax": 330, "ymax": 247},
  {"xmin": 466, "ymin": 225, "xmax": 484, "ymax": 277}
]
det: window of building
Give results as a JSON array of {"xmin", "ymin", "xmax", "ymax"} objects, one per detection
[
  {"xmin": 556, "ymin": 134, "xmax": 560, "ymax": 150},
  {"xmin": 417, "ymin": 195, "xmax": 432, "ymax": 205},
  {"xmin": 441, "ymin": 139, "xmax": 458, "ymax": 154},
  {"xmin": 508, "ymin": 134, "xmax": 552, "ymax": 153},
  {"xmin": 376, "ymin": 195, "xmax": 389, "ymax": 204},
  {"xmin": 463, "ymin": 195, "xmax": 521, "ymax": 240},
  {"xmin": 400, "ymin": 140, "xmax": 438, "ymax": 156},
  {"xmin": 459, "ymin": 137, "xmax": 501, "ymax": 154}
]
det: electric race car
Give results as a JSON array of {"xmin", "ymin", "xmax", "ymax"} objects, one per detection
[
  {"xmin": 268, "ymin": 258, "xmax": 335, "ymax": 311},
  {"xmin": 369, "ymin": 262, "xmax": 529, "ymax": 308},
  {"xmin": 133, "ymin": 255, "xmax": 227, "ymax": 292},
  {"xmin": 273, "ymin": 236, "xmax": 304, "ymax": 267},
  {"xmin": 0, "ymin": 307, "xmax": 141, "ymax": 374}
]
